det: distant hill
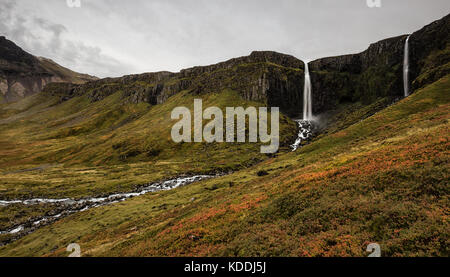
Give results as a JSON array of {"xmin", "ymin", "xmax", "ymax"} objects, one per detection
[{"xmin": 0, "ymin": 36, "xmax": 97, "ymax": 103}]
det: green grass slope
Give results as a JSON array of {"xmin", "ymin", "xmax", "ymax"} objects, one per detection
[
  {"xmin": 1, "ymin": 73, "xmax": 448, "ymax": 257},
  {"xmin": 0, "ymin": 89, "xmax": 296, "ymax": 199},
  {"xmin": 0, "ymin": 84, "xmax": 296, "ymax": 243}
]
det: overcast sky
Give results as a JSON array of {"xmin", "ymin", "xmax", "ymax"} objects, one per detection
[{"xmin": 1, "ymin": 0, "xmax": 449, "ymax": 77}]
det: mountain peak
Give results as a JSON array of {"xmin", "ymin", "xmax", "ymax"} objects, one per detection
[{"xmin": 0, "ymin": 37, "xmax": 97, "ymax": 102}]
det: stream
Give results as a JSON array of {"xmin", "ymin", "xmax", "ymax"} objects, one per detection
[{"xmin": 0, "ymin": 175, "xmax": 214, "ymax": 239}]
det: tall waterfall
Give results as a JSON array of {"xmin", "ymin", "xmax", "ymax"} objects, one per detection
[
  {"xmin": 403, "ymin": 35, "xmax": 411, "ymax": 97},
  {"xmin": 291, "ymin": 61, "xmax": 314, "ymax": 151},
  {"xmin": 303, "ymin": 62, "xmax": 313, "ymax": 120}
]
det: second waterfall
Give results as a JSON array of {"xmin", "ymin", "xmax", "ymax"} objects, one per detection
[
  {"xmin": 403, "ymin": 35, "xmax": 411, "ymax": 97},
  {"xmin": 303, "ymin": 62, "xmax": 313, "ymax": 120}
]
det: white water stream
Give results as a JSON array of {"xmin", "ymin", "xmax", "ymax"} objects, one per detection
[{"xmin": 0, "ymin": 175, "xmax": 213, "ymax": 236}]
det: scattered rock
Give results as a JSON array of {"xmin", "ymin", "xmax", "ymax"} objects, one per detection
[{"xmin": 257, "ymin": 170, "xmax": 269, "ymax": 176}]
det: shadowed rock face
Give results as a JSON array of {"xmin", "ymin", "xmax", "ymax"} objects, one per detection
[
  {"xmin": 0, "ymin": 36, "xmax": 53, "ymax": 102},
  {"xmin": 0, "ymin": 36, "xmax": 97, "ymax": 103},
  {"xmin": 45, "ymin": 51, "xmax": 306, "ymax": 117},
  {"xmin": 1, "ymin": 75, "xmax": 62, "ymax": 102},
  {"xmin": 0, "ymin": 36, "xmax": 43, "ymax": 73},
  {"xmin": 309, "ymin": 35, "xmax": 408, "ymax": 114},
  {"xmin": 308, "ymin": 14, "xmax": 449, "ymax": 115},
  {"xmin": 409, "ymin": 13, "xmax": 450, "ymax": 90}
]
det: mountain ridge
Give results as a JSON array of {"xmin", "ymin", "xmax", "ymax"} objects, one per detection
[
  {"xmin": 38, "ymin": 14, "xmax": 449, "ymax": 121},
  {"xmin": 42, "ymin": 50, "xmax": 306, "ymax": 116},
  {"xmin": 0, "ymin": 36, "xmax": 98, "ymax": 103}
]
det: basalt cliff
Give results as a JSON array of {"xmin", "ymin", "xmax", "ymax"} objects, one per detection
[
  {"xmin": 309, "ymin": 14, "xmax": 449, "ymax": 114},
  {"xmin": 45, "ymin": 51, "xmax": 306, "ymax": 116}
]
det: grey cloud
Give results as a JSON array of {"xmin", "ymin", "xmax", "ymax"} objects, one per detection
[
  {"xmin": 0, "ymin": 0, "xmax": 136, "ymax": 77},
  {"xmin": 1, "ymin": 0, "xmax": 449, "ymax": 77}
]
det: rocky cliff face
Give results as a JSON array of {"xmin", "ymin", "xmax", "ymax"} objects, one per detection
[
  {"xmin": 409, "ymin": 13, "xmax": 450, "ymax": 90},
  {"xmin": 46, "ymin": 51, "xmax": 306, "ymax": 116},
  {"xmin": 309, "ymin": 35, "xmax": 407, "ymax": 114},
  {"xmin": 0, "ymin": 36, "xmax": 97, "ymax": 103},
  {"xmin": 309, "ymin": 13, "xmax": 449, "ymax": 114},
  {"xmin": 0, "ymin": 75, "xmax": 63, "ymax": 102}
]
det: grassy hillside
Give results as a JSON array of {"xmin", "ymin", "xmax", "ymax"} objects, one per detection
[
  {"xmin": 0, "ymin": 83, "xmax": 297, "ymax": 244},
  {"xmin": 1, "ymin": 73, "xmax": 448, "ymax": 256},
  {"xmin": 0, "ymin": 88, "xmax": 296, "ymax": 198}
]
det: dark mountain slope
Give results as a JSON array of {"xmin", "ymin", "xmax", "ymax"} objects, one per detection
[
  {"xmin": 409, "ymin": 13, "xmax": 450, "ymax": 90},
  {"xmin": 0, "ymin": 36, "xmax": 97, "ymax": 103}
]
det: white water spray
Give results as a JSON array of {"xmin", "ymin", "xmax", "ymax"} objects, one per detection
[
  {"xmin": 303, "ymin": 62, "xmax": 313, "ymax": 120},
  {"xmin": 403, "ymin": 35, "xmax": 411, "ymax": 97}
]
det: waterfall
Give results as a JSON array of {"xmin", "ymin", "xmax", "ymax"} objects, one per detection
[
  {"xmin": 291, "ymin": 61, "xmax": 314, "ymax": 151},
  {"xmin": 291, "ymin": 62, "xmax": 313, "ymax": 151},
  {"xmin": 303, "ymin": 62, "xmax": 313, "ymax": 120},
  {"xmin": 403, "ymin": 35, "xmax": 410, "ymax": 97}
]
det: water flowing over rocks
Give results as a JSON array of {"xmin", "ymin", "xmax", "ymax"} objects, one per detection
[
  {"xmin": 0, "ymin": 175, "xmax": 215, "ymax": 244},
  {"xmin": 291, "ymin": 120, "xmax": 314, "ymax": 151}
]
